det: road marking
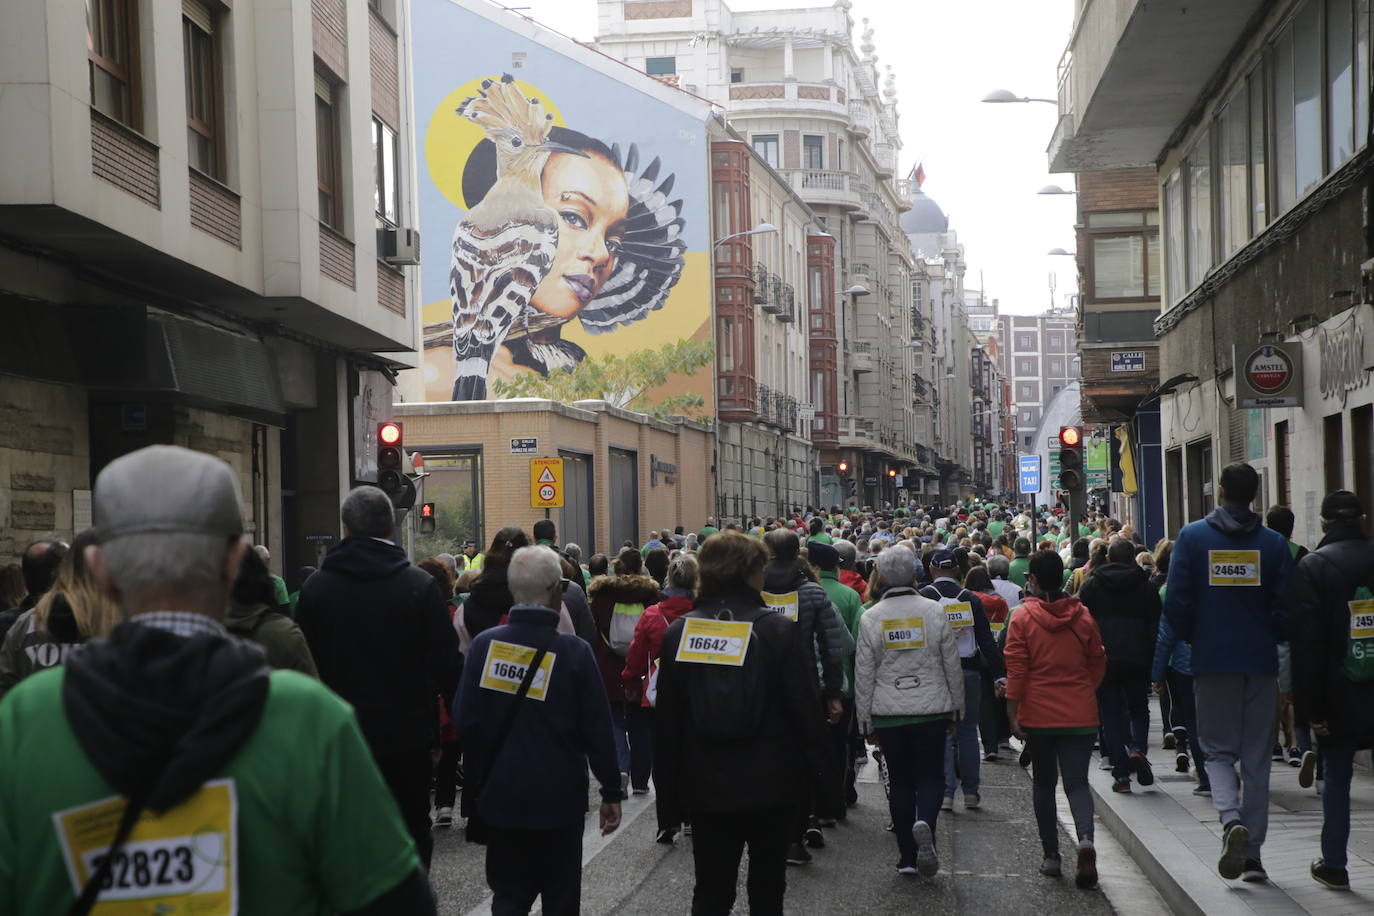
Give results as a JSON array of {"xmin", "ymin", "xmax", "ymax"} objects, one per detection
[{"xmin": 462, "ymin": 791, "xmax": 657, "ymax": 916}]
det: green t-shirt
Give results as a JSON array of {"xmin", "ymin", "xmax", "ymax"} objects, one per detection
[
  {"xmin": 1009, "ymin": 556, "xmax": 1030, "ymax": 588},
  {"xmin": 0, "ymin": 668, "xmax": 418, "ymax": 915},
  {"xmin": 808, "ymin": 532, "xmax": 835, "ymax": 544},
  {"xmin": 987, "ymin": 521, "xmax": 1005, "ymax": 537},
  {"xmin": 698, "ymin": 525, "xmax": 719, "ymax": 542},
  {"xmin": 820, "ymin": 571, "xmax": 865, "ymax": 695}
]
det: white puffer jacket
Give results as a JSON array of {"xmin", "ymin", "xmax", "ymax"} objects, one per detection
[{"xmin": 855, "ymin": 586, "xmax": 965, "ymax": 734}]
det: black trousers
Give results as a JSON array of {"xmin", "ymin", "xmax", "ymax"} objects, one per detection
[
  {"xmin": 373, "ymin": 747, "xmax": 434, "ymax": 869},
  {"xmin": 691, "ymin": 806, "xmax": 791, "ymax": 916},
  {"xmin": 486, "ymin": 822, "xmax": 584, "ymax": 915}
]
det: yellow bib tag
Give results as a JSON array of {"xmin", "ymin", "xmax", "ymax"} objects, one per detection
[
  {"xmin": 761, "ymin": 591, "xmax": 800, "ymax": 622},
  {"xmin": 480, "ymin": 640, "xmax": 556, "ymax": 701},
  {"xmin": 882, "ymin": 617, "xmax": 926, "ymax": 650},
  {"xmin": 1350, "ymin": 599, "xmax": 1374, "ymax": 639},
  {"xmin": 54, "ymin": 779, "xmax": 238, "ymax": 915},
  {"xmin": 675, "ymin": 618, "xmax": 753, "ymax": 666},
  {"xmin": 1208, "ymin": 550, "xmax": 1261, "ymax": 586},
  {"xmin": 944, "ymin": 602, "xmax": 974, "ymax": 628},
  {"xmin": 990, "ymin": 621, "xmax": 1006, "ymax": 635}
]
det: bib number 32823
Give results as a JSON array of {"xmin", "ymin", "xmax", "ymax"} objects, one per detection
[{"xmin": 53, "ymin": 779, "xmax": 238, "ymax": 915}]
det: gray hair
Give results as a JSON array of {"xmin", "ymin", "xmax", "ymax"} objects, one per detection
[
  {"xmin": 667, "ymin": 553, "xmax": 699, "ymax": 591},
  {"xmin": 102, "ymin": 532, "xmax": 236, "ymax": 611},
  {"xmin": 341, "ymin": 486, "xmax": 394, "ymax": 539},
  {"xmin": 875, "ymin": 544, "xmax": 917, "ymax": 588},
  {"xmin": 437, "ymin": 553, "xmax": 457, "ymax": 576},
  {"xmin": 508, "ymin": 545, "xmax": 565, "ymax": 606},
  {"xmin": 563, "ymin": 543, "xmax": 582, "ymax": 563},
  {"xmin": 987, "ymin": 554, "xmax": 1011, "ymax": 579}
]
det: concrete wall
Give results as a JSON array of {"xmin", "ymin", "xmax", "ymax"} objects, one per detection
[{"xmin": 0, "ymin": 378, "xmax": 90, "ymax": 563}]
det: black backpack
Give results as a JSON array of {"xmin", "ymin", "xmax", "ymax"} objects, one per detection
[{"xmin": 674, "ymin": 605, "xmax": 772, "ymax": 742}]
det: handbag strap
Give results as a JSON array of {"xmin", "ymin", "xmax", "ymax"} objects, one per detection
[
  {"xmin": 477, "ymin": 628, "xmax": 557, "ymax": 799},
  {"xmin": 68, "ymin": 792, "xmax": 148, "ymax": 916}
]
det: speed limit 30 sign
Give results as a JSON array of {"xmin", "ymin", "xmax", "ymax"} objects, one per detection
[{"xmin": 530, "ymin": 458, "xmax": 565, "ymax": 509}]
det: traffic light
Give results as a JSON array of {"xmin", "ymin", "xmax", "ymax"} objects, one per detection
[
  {"xmin": 377, "ymin": 422, "xmax": 416, "ymax": 509},
  {"xmin": 1058, "ymin": 426, "xmax": 1084, "ymax": 490},
  {"xmin": 888, "ymin": 468, "xmax": 897, "ymax": 479},
  {"xmin": 419, "ymin": 502, "xmax": 436, "ymax": 534},
  {"xmin": 838, "ymin": 460, "xmax": 849, "ymax": 474}
]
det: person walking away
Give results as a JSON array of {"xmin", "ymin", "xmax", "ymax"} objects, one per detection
[
  {"xmin": 0, "ymin": 445, "xmax": 434, "ymax": 914},
  {"xmin": 417, "ymin": 558, "xmax": 464, "ymax": 829},
  {"xmin": 835, "ymin": 539, "xmax": 870, "ymax": 602},
  {"xmin": 226, "ymin": 546, "xmax": 318, "ymax": 677},
  {"xmin": 454, "ymin": 546, "xmax": 622, "ymax": 913},
  {"xmin": 920, "ymin": 549, "xmax": 1006, "ymax": 812},
  {"xmin": 1290, "ymin": 490, "xmax": 1374, "ymax": 891},
  {"xmin": 1008, "ymin": 538, "xmax": 1033, "ymax": 587},
  {"xmin": 623, "ymin": 553, "xmax": 699, "ymax": 842},
  {"xmin": 810, "ymin": 541, "xmax": 864, "ymax": 814},
  {"xmin": 457, "ymin": 528, "xmax": 530, "ymax": 653},
  {"xmin": 1152, "ymin": 599, "xmax": 1208, "ymax": 794},
  {"xmin": 654, "ymin": 533, "xmax": 825, "ymax": 916},
  {"xmin": 1150, "ymin": 540, "xmax": 1175, "ymax": 749},
  {"xmin": 986, "ymin": 554, "xmax": 1023, "ymax": 614},
  {"xmin": 855, "ymin": 546, "xmax": 962, "ymax": 877},
  {"xmin": 1266, "ymin": 505, "xmax": 1308, "ymax": 767},
  {"xmin": 1078, "ymin": 537, "xmax": 1162, "ymax": 792},
  {"xmin": 0, "ymin": 538, "xmax": 67, "ymax": 643},
  {"xmin": 1163, "ymin": 462, "xmax": 1291, "ymax": 883},
  {"xmin": 589, "ymin": 547, "xmax": 662, "ymax": 794},
  {"xmin": 1005, "ymin": 550, "xmax": 1105, "ymax": 888},
  {"xmin": 0, "ymin": 530, "xmax": 119, "ymax": 697},
  {"xmin": 297, "ymin": 486, "xmax": 462, "ymax": 870},
  {"xmin": 964, "ymin": 565, "xmax": 1011, "ymax": 760},
  {"xmin": 761, "ymin": 528, "xmax": 847, "ymax": 861}
]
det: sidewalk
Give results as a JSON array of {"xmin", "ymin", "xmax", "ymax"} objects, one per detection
[{"xmin": 1088, "ymin": 738, "xmax": 1374, "ymax": 915}]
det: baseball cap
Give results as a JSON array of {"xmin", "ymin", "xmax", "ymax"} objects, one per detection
[
  {"xmin": 930, "ymin": 548, "xmax": 958, "ymax": 569},
  {"xmin": 95, "ymin": 445, "xmax": 243, "ymax": 540},
  {"xmin": 1321, "ymin": 489, "xmax": 1364, "ymax": 521},
  {"xmin": 807, "ymin": 541, "xmax": 840, "ymax": 569}
]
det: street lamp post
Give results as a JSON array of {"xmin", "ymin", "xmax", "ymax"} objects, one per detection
[
  {"xmin": 713, "ymin": 222, "xmax": 778, "ymax": 249},
  {"xmin": 981, "ymin": 89, "xmax": 1057, "ymax": 105}
]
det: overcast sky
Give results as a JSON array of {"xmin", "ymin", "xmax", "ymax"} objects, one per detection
[{"xmin": 489, "ymin": 0, "xmax": 1078, "ymax": 316}]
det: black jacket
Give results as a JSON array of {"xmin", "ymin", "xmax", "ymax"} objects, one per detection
[
  {"xmin": 762, "ymin": 562, "xmax": 846, "ymax": 698},
  {"xmin": 653, "ymin": 590, "xmax": 825, "ymax": 821},
  {"xmin": 1079, "ymin": 562, "xmax": 1162, "ymax": 683},
  {"xmin": 1291, "ymin": 524, "xmax": 1374, "ymax": 743},
  {"xmin": 297, "ymin": 536, "xmax": 461, "ymax": 753}
]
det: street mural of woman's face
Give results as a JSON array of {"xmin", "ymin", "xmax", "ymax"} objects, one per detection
[{"xmin": 533, "ymin": 151, "xmax": 629, "ymax": 320}]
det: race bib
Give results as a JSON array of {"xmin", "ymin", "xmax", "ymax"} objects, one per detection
[
  {"xmin": 675, "ymin": 618, "xmax": 752, "ymax": 666},
  {"xmin": 761, "ymin": 591, "xmax": 800, "ymax": 622},
  {"xmin": 944, "ymin": 602, "xmax": 974, "ymax": 628},
  {"xmin": 882, "ymin": 617, "xmax": 926, "ymax": 650},
  {"xmin": 1350, "ymin": 599, "xmax": 1374, "ymax": 640},
  {"xmin": 1209, "ymin": 550, "xmax": 1261, "ymax": 586},
  {"xmin": 990, "ymin": 621, "xmax": 1006, "ymax": 635},
  {"xmin": 54, "ymin": 779, "xmax": 238, "ymax": 915},
  {"xmin": 479, "ymin": 640, "xmax": 556, "ymax": 701}
]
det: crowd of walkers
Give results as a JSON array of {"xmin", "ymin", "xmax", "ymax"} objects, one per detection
[{"xmin": 0, "ymin": 445, "xmax": 1371, "ymax": 913}]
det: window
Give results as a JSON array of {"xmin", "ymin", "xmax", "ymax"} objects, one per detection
[
  {"xmin": 1023, "ymin": 435, "xmax": 1033, "ymax": 450},
  {"xmin": 88, "ymin": 0, "xmax": 138, "ymax": 127},
  {"xmin": 1091, "ymin": 233, "xmax": 1160, "ymax": 299},
  {"xmin": 1324, "ymin": 413, "xmax": 1345, "ymax": 492},
  {"xmin": 645, "ymin": 56, "xmax": 676, "ymax": 76},
  {"xmin": 837, "ymin": 139, "xmax": 845, "ymax": 171},
  {"xmin": 1164, "ymin": 170, "xmax": 1185, "ymax": 303},
  {"xmin": 316, "ymin": 71, "xmax": 343, "ymax": 230},
  {"xmin": 1049, "ymin": 333, "xmax": 1063, "ymax": 350},
  {"xmin": 1020, "ymin": 410, "xmax": 1033, "ymax": 424},
  {"xmin": 1218, "ymin": 92, "xmax": 1248, "ymax": 258},
  {"xmin": 183, "ymin": 0, "xmax": 222, "ymax": 179},
  {"xmin": 803, "ymin": 135, "xmax": 824, "ymax": 169},
  {"xmin": 1273, "ymin": 4, "xmax": 1322, "ymax": 210},
  {"xmin": 1249, "ymin": 69, "xmax": 1268, "ymax": 232},
  {"xmin": 752, "ymin": 134, "xmax": 779, "ymax": 168},
  {"xmin": 1329, "ymin": 0, "xmax": 1356, "ymax": 167},
  {"xmin": 730, "ymin": 68, "xmax": 744, "ymax": 84},
  {"xmin": 373, "ymin": 118, "xmax": 399, "ymax": 226},
  {"xmin": 1275, "ymin": 420, "xmax": 1292, "ymax": 505},
  {"xmin": 1187, "ymin": 128, "xmax": 1213, "ymax": 288},
  {"xmin": 1017, "ymin": 334, "xmax": 1032, "ymax": 350},
  {"xmin": 1017, "ymin": 358, "xmax": 1033, "ymax": 375}
]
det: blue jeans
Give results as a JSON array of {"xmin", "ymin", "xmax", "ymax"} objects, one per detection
[
  {"xmin": 611, "ymin": 702, "xmax": 653, "ymax": 790},
  {"xmin": 1098, "ymin": 679, "xmax": 1150, "ymax": 781},
  {"xmin": 944, "ymin": 669, "xmax": 982, "ymax": 797},
  {"xmin": 1320, "ymin": 740, "xmax": 1356, "ymax": 868}
]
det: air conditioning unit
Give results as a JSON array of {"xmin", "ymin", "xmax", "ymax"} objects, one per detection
[{"xmin": 377, "ymin": 226, "xmax": 421, "ymax": 266}]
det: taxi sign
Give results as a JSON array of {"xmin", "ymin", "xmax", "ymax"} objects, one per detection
[{"xmin": 530, "ymin": 458, "xmax": 565, "ymax": 509}]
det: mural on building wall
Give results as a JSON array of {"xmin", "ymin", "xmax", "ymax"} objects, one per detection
[{"xmin": 414, "ymin": 0, "xmax": 712, "ymax": 409}]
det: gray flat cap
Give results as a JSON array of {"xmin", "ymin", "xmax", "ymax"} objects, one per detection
[{"xmin": 95, "ymin": 445, "xmax": 244, "ymax": 540}]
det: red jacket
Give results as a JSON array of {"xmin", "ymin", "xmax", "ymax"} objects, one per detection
[
  {"xmin": 839, "ymin": 569, "xmax": 868, "ymax": 603},
  {"xmin": 622, "ymin": 593, "xmax": 694, "ymax": 707},
  {"xmin": 973, "ymin": 590, "xmax": 1009, "ymax": 624},
  {"xmin": 1004, "ymin": 594, "xmax": 1106, "ymax": 729}
]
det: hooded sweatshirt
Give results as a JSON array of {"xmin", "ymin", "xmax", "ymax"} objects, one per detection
[
  {"xmin": 1004, "ymin": 593, "xmax": 1106, "ymax": 729},
  {"xmin": 1077, "ymin": 561, "xmax": 1162, "ymax": 682},
  {"xmin": 762, "ymin": 562, "xmax": 846, "ymax": 699},
  {"xmin": 622, "ymin": 589, "xmax": 694, "ymax": 706},
  {"xmin": 224, "ymin": 600, "xmax": 319, "ymax": 678},
  {"xmin": 297, "ymin": 535, "xmax": 461, "ymax": 753},
  {"xmin": 1163, "ymin": 504, "xmax": 1291, "ymax": 676}
]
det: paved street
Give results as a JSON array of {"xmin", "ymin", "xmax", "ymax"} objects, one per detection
[{"xmin": 430, "ymin": 750, "xmax": 1150, "ymax": 915}]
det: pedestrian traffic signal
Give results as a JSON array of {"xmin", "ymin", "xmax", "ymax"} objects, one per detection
[
  {"xmin": 378, "ymin": 422, "xmax": 404, "ymax": 498},
  {"xmin": 838, "ymin": 460, "xmax": 849, "ymax": 474},
  {"xmin": 419, "ymin": 502, "xmax": 436, "ymax": 534},
  {"xmin": 1058, "ymin": 426, "xmax": 1084, "ymax": 490}
]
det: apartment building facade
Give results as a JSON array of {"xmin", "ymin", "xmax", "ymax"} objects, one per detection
[
  {"xmin": 1050, "ymin": 0, "xmax": 1373, "ymax": 545},
  {"xmin": 595, "ymin": 0, "xmax": 924, "ymax": 512},
  {"xmin": 0, "ymin": 0, "xmax": 422, "ymax": 574},
  {"xmin": 997, "ymin": 310, "xmax": 1079, "ymax": 456}
]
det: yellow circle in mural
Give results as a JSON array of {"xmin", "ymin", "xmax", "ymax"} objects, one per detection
[{"xmin": 425, "ymin": 77, "xmax": 567, "ymax": 211}]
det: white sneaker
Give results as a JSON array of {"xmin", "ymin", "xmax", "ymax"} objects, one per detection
[
  {"xmin": 433, "ymin": 806, "xmax": 454, "ymax": 829},
  {"xmin": 913, "ymin": 820, "xmax": 939, "ymax": 876}
]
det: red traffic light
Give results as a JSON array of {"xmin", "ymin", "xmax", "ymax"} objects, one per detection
[
  {"xmin": 1059, "ymin": 426, "xmax": 1081, "ymax": 448},
  {"xmin": 888, "ymin": 469, "xmax": 897, "ymax": 478},
  {"xmin": 420, "ymin": 502, "xmax": 435, "ymax": 518},
  {"xmin": 838, "ymin": 461, "xmax": 849, "ymax": 473},
  {"xmin": 379, "ymin": 422, "xmax": 402, "ymax": 445}
]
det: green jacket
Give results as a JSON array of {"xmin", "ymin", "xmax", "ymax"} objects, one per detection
[
  {"xmin": 226, "ymin": 601, "xmax": 319, "ymax": 678},
  {"xmin": 820, "ymin": 570, "xmax": 864, "ymax": 697},
  {"xmin": 1009, "ymin": 556, "xmax": 1030, "ymax": 588}
]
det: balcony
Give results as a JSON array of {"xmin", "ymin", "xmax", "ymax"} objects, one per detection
[
  {"xmin": 729, "ymin": 80, "xmax": 847, "ymax": 115},
  {"xmin": 777, "ymin": 169, "xmax": 863, "ymax": 211},
  {"xmin": 777, "ymin": 284, "xmax": 796, "ymax": 322},
  {"xmin": 848, "ymin": 100, "xmax": 873, "ymax": 137},
  {"xmin": 1047, "ymin": 0, "xmax": 1267, "ymax": 172},
  {"xmin": 762, "ymin": 273, "xmax": 785, "ymax": 314},
  {"xmin": 851, "ymin": 340, "xmax": 876, "ymax": 374},
  {"xmin": 874, "ymin": 142, "xmax": 896, "ymax": 179}
]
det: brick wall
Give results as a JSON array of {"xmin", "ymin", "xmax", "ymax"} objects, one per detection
[
  {"xmin": 189, "ymin": 169, "xmax": 242, "ymax": 248},
  {"xmin": 369, "ymin": 9, "xmax": 399, "ymax": 129},
  {"xmin": 312, "ymin": 0, "xmax": 348, "ymax": 80},
  {"xmin": 320, "ymin": 224, "xmax": 356, "ymax": 289},
  {"xmin": 91, "ymin": 110, "xmax": 159, "ymax": 208},
  {"xmin": 0, "ymin": 379, "xmax": 90, "ymax": 563},
  {"xmin": 624, "ymin": 0, "xmax": 693, "ymax": 19},
  {"xmin": 1078, "ymin": 167, "xmax": 1158, "ymax": 213},
  {"xmin": 378, "ymin": 262, "xmax": 405, "ymax": 316}
]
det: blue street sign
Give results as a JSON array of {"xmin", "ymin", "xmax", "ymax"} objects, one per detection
[{"xmin": 1018, "ymin": 455, "xmax": 1041, "ymax": 494}]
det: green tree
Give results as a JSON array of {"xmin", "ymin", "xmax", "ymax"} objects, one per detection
[{"xmin": 491, "ymin": 338, "xmax": 714, "ymax": 421}]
